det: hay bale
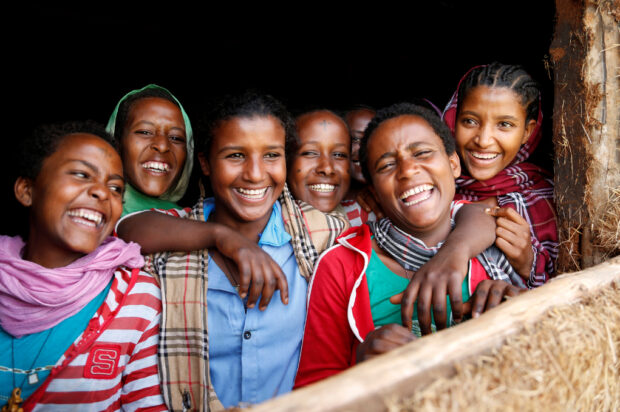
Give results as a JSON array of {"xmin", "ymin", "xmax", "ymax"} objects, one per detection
[{"xmin": 390, "ymin": 282, "xmax": 620, "ymax": 411}]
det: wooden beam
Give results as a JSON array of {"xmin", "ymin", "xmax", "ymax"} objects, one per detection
[
  {"xmin": 551, "ymin": 0, "xmax": 620, "ymax": 271},
  {"xmin": 250, "ymin": 256, "xmax": 620, "ymax": 412}
]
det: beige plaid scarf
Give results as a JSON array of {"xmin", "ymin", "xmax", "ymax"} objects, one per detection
[{"xmin": 145, "ymin": 185, "xmax": 348, "ymax": 411}]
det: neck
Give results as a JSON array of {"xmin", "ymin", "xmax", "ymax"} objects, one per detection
[
  {"xmin": 23, "ymin": 235, "xmax": 84, "ymax": 269},
  {"xmin": 400, "ymin": 217, "xmax": 452, "ymax": 249}
]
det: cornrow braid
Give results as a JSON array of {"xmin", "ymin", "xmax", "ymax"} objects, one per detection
[{"xmin": 457, "ymin": 62, "xmax": 540, "ymax": 122}]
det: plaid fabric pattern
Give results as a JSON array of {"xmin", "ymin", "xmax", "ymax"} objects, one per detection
[
  {"xmin": 442, "ymin": 65, "xmax": 558, "ymax": 287},
  {"xmin": 368, "ymin": 202, "xmax": 524, "ymax": 288},
  {"xmin": 145, "ymin": 184, "xmax": 348, "ymax": 411},
  {"xmin": 279, "ymin": 185, "xmax": 350, "ymax": 281}
]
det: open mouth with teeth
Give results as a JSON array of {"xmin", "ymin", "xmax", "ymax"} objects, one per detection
[
  {"xmin": 469, "ymin": 151, "xmax": 500, "ymax": 161},
  {"xmin": 67, "ymin": 208, "xmax": 105, "ymax": 228},
  {"xmin": 399, "ymin": 184, "xmax": 434, "ymax": 206},
  {"xmin": 235, "ymin": 187, "xmax": 269, "ymax": 200},
  {"xmin": 308, "ymin": 183, "xmax": 337, "ymax": 193},
  {"xmin": 141, "ymin": 161, "xmax": 170, "ymax": 174}
]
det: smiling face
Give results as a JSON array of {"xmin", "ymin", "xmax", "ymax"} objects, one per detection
[
  {"xmin": 366, "ymin": 115, "xmax": 461, "ymax": 246},
  {"xmin": 15, "ymin": 133, "xmax": 124, "ymax": 268},
  {"xmin": 288, "ymin": 111, "xmax": 351, "ymax": 212},
  {"xmin": 455, "ymin": 86, "xmax": 536, "ymax": 181},
  {"xmin": 120, "ymin": 97, "xmax": 187, "ymax": 197},
  {"xmin": 200, "ymin": 115, "xmax": 287, "ymax": 235},
  {"xmin": 345, "ymin": 108, "xmax": 375, "ymax": 183}
]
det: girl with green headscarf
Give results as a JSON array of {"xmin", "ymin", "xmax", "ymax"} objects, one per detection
[{"xmin": 106, "ymin": 84, "xmax": 194, "ymax": 216}]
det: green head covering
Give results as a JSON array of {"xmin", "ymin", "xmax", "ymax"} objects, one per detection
[{"xmin": 106, "ymin": 84, "xmax": 194, "ymax": 216}]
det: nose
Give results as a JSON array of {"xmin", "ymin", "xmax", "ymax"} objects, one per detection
[
  {"xmin": 315, "ymin": 154, "xmax": 335, "ymax": 176},
  {"xmin": 243, "ymin": 155, "xmax": 265, "ymax": 182},
  {"xmin": 474, "ymin": 123, "xmax": 494, "ymax": 148},
  {"xmin": 88, "ymin": 181, "xmax": 109, "ymax": 201},
  {"xmin": 397, "ymin": 156, "xmax": 420, "ymax": 180},
  {"xmin": 150, "ymin": 132, "xmax": 171, "ymax": 153}
]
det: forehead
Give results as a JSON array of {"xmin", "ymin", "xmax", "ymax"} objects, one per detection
[
  {"xmin": 49, "ymin": 133, "xmax": 121, "ymax": 166},
  {"xmin": 346, "ymin": 109, "xmax": 374, "ymax": 127},
  {"xmin": 368, "ymin": 115, "xmax": 443, "ymax": 155},
  {"xmin": 214, "ymin": 115, "xmax": 286, "ymax": 146},
  {"xmin": 461, "ymin": 86, "xmax": 525, "ymax": 113},
  {"xmin": 296, "ymin": 112, "xmax": 349, "ymax": 140},
  {"xmin": 128, "ymin": 97, "xmax": 182, "ymax": 118}
]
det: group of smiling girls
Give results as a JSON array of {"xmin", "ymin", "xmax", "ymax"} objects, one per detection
[{"xmin": 0, "ymin": 62, "xmax": 558, "ymax": 411}]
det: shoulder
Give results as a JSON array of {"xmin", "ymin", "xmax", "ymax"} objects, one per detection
[{"xmin": 113, "ymin": 266, "xmax": 162, "ymax": 312}]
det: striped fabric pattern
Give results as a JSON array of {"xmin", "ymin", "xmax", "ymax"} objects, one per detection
[
  {"xmin": 369, "ymin": 201, "xmax": 525, "ymax": 288},
  {"xmin": 24, "ymin": 268, "xmax": 165, "ymax": 412}
]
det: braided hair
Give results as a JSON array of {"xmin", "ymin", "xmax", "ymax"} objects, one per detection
[{"xmin": 457, "ymin": 62, "xmax": 540, "ymax": 122}]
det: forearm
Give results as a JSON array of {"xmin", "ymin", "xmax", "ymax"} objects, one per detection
[
  {"xmin": 446, "ymin": 203, "xmax": 496, "ymax": 258},
  {"xmin": 117, "ymin": 211, "xmax": 224, "ymax": 254}
]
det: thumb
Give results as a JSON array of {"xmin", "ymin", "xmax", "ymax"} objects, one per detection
[{"xmin": 390, "ymin": 292, "xmax": 404, "ymax": 304}]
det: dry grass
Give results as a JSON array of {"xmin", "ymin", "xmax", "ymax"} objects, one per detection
[
  {"xmin": 387, "ymin": 282, "xmax": 620, "ymax": 411},
  {"xmin": 595, "ymin": 187, "xmax": 620, "ymax": 256}
]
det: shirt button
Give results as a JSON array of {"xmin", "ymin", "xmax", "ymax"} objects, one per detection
[{"xmin": 243, "ymin": 331, "xmax": 252, "ymax": 340}]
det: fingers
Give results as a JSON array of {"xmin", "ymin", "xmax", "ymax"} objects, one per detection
[
  {"xmin": 357, "ymin": 325, "xmax": 415, "ymax": 362},
  {"xmin": 470, "ymin": 280, "xmax": 523, "ymax": 318},
  {"xmin": 447, "ymin": 276, "xmax": 464, "ymax": 324},
  {"xmin": 400, "ymin": 279, "xmax": 420, "ymax": 332},
  {"xmin": 431, "ymin": 282, "xmax": 448, "ymax": 331},
  {"xmin": 416, "ymin": 283, "xmax": 433, "ymax": 335}
]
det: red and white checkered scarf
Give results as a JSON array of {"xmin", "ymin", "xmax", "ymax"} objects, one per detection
[{"xmin": 442, "ymin": 65, "xmax": 558, "ymax": 286}]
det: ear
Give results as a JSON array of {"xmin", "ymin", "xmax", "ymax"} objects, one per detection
[
  {"xmin": 197, "ymin": 152, "xmax": 211, "ymax": 177},
  {"xmin": 449, "ymin": 152, "xmax": 461, "ymax": 178},
  {"xmin": 14, "ymin": 177, "xmax": 34, "ymax": 207},
  {"xmin": 521, "ymin": 119, "xmax": 537, "ymax": 145}
]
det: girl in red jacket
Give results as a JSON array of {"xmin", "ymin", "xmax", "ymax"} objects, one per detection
[{"xmin": 295, "ymin": 103, "xmax": 525, "ymax": 387}]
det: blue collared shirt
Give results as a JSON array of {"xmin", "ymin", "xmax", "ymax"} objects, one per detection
[{"xmin": 204, "ymin": 198, "xmax": 307, "ymax": 408}]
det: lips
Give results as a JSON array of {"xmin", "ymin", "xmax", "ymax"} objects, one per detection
[
  {"xmin": 67, "ymin": 208, "xmax": 105, "ymax": 228},
  {"xmin": 399, "ymin": 184, "xmax": 434, "ymax": 206},
  {"xmin": 141, "ymin": 161, "xmax": 170, "ymax": 174},
  {"xmin": 235, "ymin": 187, "xmax": 269, "ymax": 200}
]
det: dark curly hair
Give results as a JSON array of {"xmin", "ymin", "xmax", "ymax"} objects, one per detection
[
  {"xmin": 359, "ymin": 103, "xmax": 455, "ymax": 183},
  {"xmin": 457, "ymin": 62, "xmax": 540, "ymax": 122},
  {"xmin": 113, "ymin": 87, "xmax": 180, "ymax": 144},
  {"xmin": 17, "ymin": 120, "xmax": 116, "ymax": 181},
  {"xmin": 198, "ymin": 90, "xmax": 297, "ymax": 159}
]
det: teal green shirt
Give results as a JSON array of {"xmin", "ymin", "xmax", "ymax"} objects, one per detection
[{"xmin": 366, "ymin": 248, "xmax": 471, "ymax": 337}]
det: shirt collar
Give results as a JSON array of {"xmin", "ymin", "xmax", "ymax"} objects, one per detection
[{"xmin": 202, "ymin": 198, "xmax": 291, "ymax": 247}]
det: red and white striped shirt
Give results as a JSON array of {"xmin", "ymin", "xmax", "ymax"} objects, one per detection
[{"xmin": 23, "ymin": 267, "xmax": 166, "ymax": 412}]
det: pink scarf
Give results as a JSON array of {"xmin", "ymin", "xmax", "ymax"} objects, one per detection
[{"xmin": 0, "ymin": 235, "xmax": 145, "ymax": 338}]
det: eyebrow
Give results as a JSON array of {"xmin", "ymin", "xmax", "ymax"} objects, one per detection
[
  {"xmin": 372, "ymin": 142, "xmax": 432, "ymax": 168},
  {"xmin": 216, "ymin": 144, "xmax": 285, "ymax": 153},
  {"xmin": 68, "ymin": 159, "xmax": 124, "ymax": 182},
  {"xmin": 460, "ymin": 110, "xmax": 520, "ymax": 121},
  {"xmin": 133, "ymin": 120, "xmax": 186, "ymax": 132},
  {"xmin": 300, "ymin": 140, "xmax": 348, "ymax": 147}
]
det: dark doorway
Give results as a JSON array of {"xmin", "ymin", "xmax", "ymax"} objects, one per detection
[{"xmin": 3, "ymin": 1, "xmax": 556, "ymax": 235}]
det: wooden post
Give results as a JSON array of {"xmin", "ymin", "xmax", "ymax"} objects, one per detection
[{"xmin": 550, "ymin": 0, "xmax": 620, "ymax": 272}]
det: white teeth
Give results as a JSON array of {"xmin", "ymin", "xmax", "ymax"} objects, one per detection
[
  {"xmin": 308, "ymin": 184, "xmax": 336, "ymax": 192},
  {"xmin": 67, "ymin": 209, "xmax": 103, "ymax": 226},
  {"xmin": 142, "ymin": 161, "xmax": 170, "ymax": 172},
  {"xmin": 471, "ymin": 152, "xmax": 499, "ymax": 160},
  {"xmin": 399, "ymin": 184, "xmax": 434, "ymax": 200},
  {"xmin": 236, "ymin": 187, "xmax": 268, "ymax": 198}
]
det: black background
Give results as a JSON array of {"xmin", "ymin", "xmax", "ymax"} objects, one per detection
[{"xmin": 4, "ymin": 1, "xmax": 557, "ymax": 235}]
